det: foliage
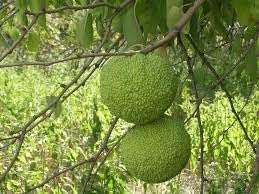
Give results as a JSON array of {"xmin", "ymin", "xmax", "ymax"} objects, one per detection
[{"xmin": 0, "ymin": 0, "xmax": 258, "ymax": 193}]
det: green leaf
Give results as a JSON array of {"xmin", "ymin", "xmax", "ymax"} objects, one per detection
[
  {"xmin": 232, "ymin": 0, "xmax": 252, "ymax": 25},
  {"xmin": 0, "ymin": 34, "xmax": 8, "ymax": 48},
  {"xmin": 9, "ymin": 28, "xmax": 20, "ymax": 41},
  {"xmin": 27, "ymin": 32, "xmax": 40, "ymax": 52},
  {"xmin": 53, "ymin": 0, "xmax": 66, "ymax": 8},
  {"xmin": 76, "ymin": 13, "xmax": 93, "ymax": 49},
  {"xmin": 167, "ymin": 6, "xmax": 181, "ymax": 29},
  {"xmin": 167, "ymin": 6, "xmax": 189, "ymax": 33},
  {"xmin": 157, "ymin": 0, "xmax": 168, "ymax": 33},
  {"xmin": 29, "ymin": 0, "xmax": 47, "ymax": 12},
  {"xmin": 244, "ymin": 44, "xmax": 257, "ymax": 82},
  {"xmin": 0, "ymin": 9, "xmax": 7, "ymax": 20},
  {"xmin": 213, "ymin": 17, "xmax": 227, "ymax": 38},
  {"xmin": 96, "ymin": 14, "xmax": 105, "ymax": 37},
  {"xmin": 112, "ymin": 15, "xmax": 123, "ymax": 33},
  {"xmin": 28, "ymin": 0, "xmax": 47, "ymax": 27},
  {"xmin": 15, "ymin": 0, "xmax": 28, "ymax": 10},
  {"xmin": 75, "ymin": 0, "xmax": 82, "ymax": 4},
  {"xmin": 232, "ymin": 33, "xmax": 242, "ymax": 54},
  {"xmin": 190, "ymin": 11, "xmax": 198, "ymax": 37},
  {"xmin": 54, "ymin": 101, "xmax": 63, "ymax": 118},
  {"xmin": 136, "ymin": 0, "xmax": 164, "ymax": 36},
  {"xmin": 121, "ymin": 5, "xmax": 144, "ymax": 47},
  {"xmin": 253, "ymin": 1, "xmax": 259, "ymax": 20},
  {"xmin": 38, "ymin": 15, "xmax": 47, "ymax": 28},
  {"xmin": 16, "ymin": 10, "xmax": 28, "ymax": 26},
  {"xmin": 66, "ymin": 0, "xmax": 73, "ymax": 6},
  {"xmin": 167, "ymin": 0, "xmax": 182, "ymax": 9},
  {"xmin": 46, "ymin": 96, "xmax": 63, "ymax": 118}
]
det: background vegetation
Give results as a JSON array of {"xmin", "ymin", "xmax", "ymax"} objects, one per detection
[{"xmin": 0, "ymin": 0, "xmax": 258, "ymax": 193}]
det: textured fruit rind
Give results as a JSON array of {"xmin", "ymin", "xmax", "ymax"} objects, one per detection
[
  {"xmin": 120, "ymin": 116, "xmax": 191, "ymax": 183},
  {"xmin": 100, "ymin": 53, "xmax": 177, "ymax": 124}
]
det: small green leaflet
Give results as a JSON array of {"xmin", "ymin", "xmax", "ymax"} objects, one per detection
[
  {"xmin": 0, "ymin": 34, "xmax": 8, "ymax": 48},
  {"xmin": 157, "ymin": 0, "xmax": 168, "ymax": 33},
  {"xmin": 166, "ymin": 0, "xmax": 190, "ymax": 34},
  {"xmin": 16, "ymin": 10, "xmax": 28, "ymax": 26},
  {"xmin": 244, "ymin": 43, "xmax": 258, "ymax": 82},
  {"xmin": 27, "ymin": 32, "xmax": 40, "ymax": 52},
  {"xmin": 29, "ymin": 0, "xmax": 47, "ymax": 12},
  {"xmin": 232, "ymin": 33, "xmax": 242, "ymax": 54},
  {"xmin": 121, "ymin": 5, "xmax": 144, "ymax": 47},
  {"xmin": 232, "ymin": 0, "xmax": 252, "ymax": 25},
  {"xmin": 254, "ymin": 1, "xmax": 259, "ymax": 19},
  {"xmin": 28, "ymin": 0, "xmax": 47, "ymax": 28},
  {"xmin": 46, "ymin": 96, "xmax": 63, "ymax": 118},
  {"xmin": 66, "ymin": 0, "xmax": 73, "ymax": 6},
  {"xmin": 76, "ymin": 13, "xmax": 93, "ymax": 49},
  {"xmin": 54, "ymin": 101, "xmax": 63, "ymax": 118},
  {"xmin": 9, "ymin": 28, "xmax": 20, "ymax": 41},
  {"xmin": 15, "ymin": 0, "xmax": 28, "ymax": 10},
  {"xmin": 167, "ymin": 0, "xmax": 182, "ymax": 8},
  {"xmin": 167, "ymin": 6, "xmax": 181, "ymax": 29},
  {"xmin": 136, "ymin": 0, "xmax": 164, "ymax": 36}
]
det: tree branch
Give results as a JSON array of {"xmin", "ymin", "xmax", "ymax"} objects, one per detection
[
  {"xmin": 26, "ymin": 2, "xmax": 118, "ymax": 15},
  {"xmin": 83, "ymin": 129, "xmax": 128, "ymax": 193},
  {"xmin": 0, "ymin": 9, "xmax": 18, "ymax": 27},
  {"xmin": 0, "ymin": 0, "xmax": 13, "ymax": 11},
  {"xmin": 0, "ymin": 0, "xmax": 133, "ymax": 185},
  {"xmin": 141, "ymin": 0, "xmax": 206, "ymax": 54},
  {"xmin": 0, "ymin": 0, "xmax": 206, "ymax": 68},
  {"xmin": 0, "ymin": 15, "xmax": 38, "ymax": 63},
  {"xmin": 211, "ymin": 84, "xmax": 254, "ymax": 151},
  {"xmin": 178, "ymin": 35, "xmax": 205, "ymax": 194},
  {"xmin": 186, "ymin": 34, "xmax": 257, "ymax": 154},
  {"xmin": 23, "ymin": 116, "xmax": 119, "ymax": 193}
]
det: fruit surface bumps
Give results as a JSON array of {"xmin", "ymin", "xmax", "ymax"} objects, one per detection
[
  {"xmin": 120, "ymin": 116, "xmax": 191, "ymax": 183},
  {"xmin": 100, "ymin": 53, "xmax": 177, "ymax": 124}
]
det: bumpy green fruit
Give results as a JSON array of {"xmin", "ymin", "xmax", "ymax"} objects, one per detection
[
  {"xmin": 100, "ymin": 53, "xmax": 177, "ymax": 124},
  {"xmin": 120, "ymin": 116, "xmax": 191, "ymax": 183}
]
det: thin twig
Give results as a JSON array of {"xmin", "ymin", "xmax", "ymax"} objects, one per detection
[
  {"xmin": 178, "ymin": 35, "xmax": 205, "ymax": 194},
  {"xmin": 24, "ymin": 116, "xmax": 119, "ymax": 193},
  {"xmin": 0, "ymin": 0, "xmax": 206, "ymax": 68},
  {"xmin": 0, "ymin": 0, "xmax": 14, "ymax": 11},
  {"xmin": 84, "ymin": 130, "xmax": 128, "ymax": 192},
  {"xmin": 186, "ymin": 34, "xmax": 257, "ymax": 154},
  {"xmin": 81, "ymin": 117, "xmax": 119, "ymax": 192},
  {"xmin": 26, "ymin": 2, "xmax": 118, "ymax": 15},
  {"xmin": 0, "ymin": 0, "xmax": 207, "ymax": 187},
  {"xmin": 0, "ymin": 0, "xmax": 132, "ymax": 184},
  {"xmin": 0, "ymin": 9, "xmax": 18, "ymax": 27},
  {"xmin": 0, "ymin": 15, "xmax": 39, "ymax": 62},
  {"xmin": 210, "ymin": 84, "xmax": 254, "ymax": 151},
  {"xmin": 141, "ymin": 0, "xmax": 206, "ymax": 54},
  {"xmin": 0, "ymin": 18, "xmax": 107, "ymax": 184}
]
